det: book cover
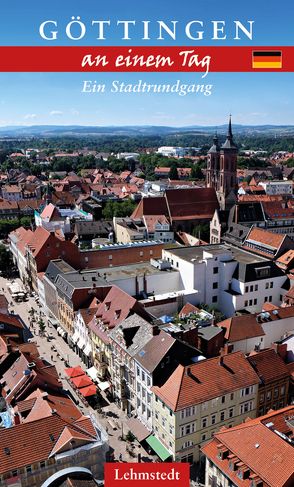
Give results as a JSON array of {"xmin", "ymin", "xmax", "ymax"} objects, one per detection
[{"xmin": 0, "ymin": 1, "xmax": 293, "ymax": 487}]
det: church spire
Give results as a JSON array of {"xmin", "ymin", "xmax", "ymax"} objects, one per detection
[
  {"xmin": 221, "ymin": 114, "xmax": 236, "ymax": 150},
  {"xmin": 227, "ymin": 114, "xmax": 233, "ymax": 139}
]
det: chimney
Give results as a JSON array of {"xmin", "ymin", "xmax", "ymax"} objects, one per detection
[
  {"xmin": 14, "ymin": 412, "xmax": 21, "ymax": 425},
  {"xmin": 271, "ymin": 342, "xmax": 287, "ymax": 361},
  {"xmin": 219, "ymin": 355, "xmax": 224, "ymax": 366}
]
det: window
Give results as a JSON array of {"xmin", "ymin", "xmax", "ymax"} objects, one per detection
[
  {"xmin": 255, "ymin": 284, "xmax": 258, "ymax": 291},
  {"xmin": 201, "ymin": 433, "xmax": 206, "ymax": 441},
  {"xmin": 269, "ymin": 296, "xmax": 272, "ymax": 302},
  {"xmin": 213, "ymin": 267, "xmax": 218, "ymax": 274},
  {"xmin": 26, "ymin": 465, "xmax": 32, "ymax": 473},
  {"xmin": 155, "ymin": 412, "xmax": 158, "ymax": 420},
  {"xmin": 141, "ymin": 371, "xmax": 145, "ymax": 382},
  {"xmin": 241, "ymin": 386, "xmax": 254, "ymax": 397},
  {"xmin": 11, "ymin": 470, "xmax": 18, "ymax": 477},
  {"xmin": 136, "ymin": 366, "xmax": 140, "ymax": 376},
  {"xmin": 265, "ymin": 282, "xmax": 269, "ymax": 289},
  {"xmin": 260, "ymin": 393, "xmax": 265, "ymax": 403},
  {"xmin": 230, "ymin": 393, "xmax": 234, "ymax": 401},
  {"xmin": 108, "ymin": 254, "xmax": 112, "ymax": 260},
  {"xmin": 147, "ymin": 376, "xmax": 151, "ymax": 387},
  {"xmin": 267, "ymin": 391, "xmax": 272, "ymax": 403},
  {"xmin": 229, "ymin": 408, "xmax": 234, "ymax": 418},
  {"xmin": 137, "ymin": 383, "xmax": 141, "ymax": 393},
  {"xmin": 280, "ymin": 385, "xmax": 286, "ymax": 396},
  {"xmin": 213, "ymin": 282, "xmax": 218, "ymax": 289},
  {"xmin": 169, "ymin": 425, "xmax": 173, "ymax": 434},
  {"xmin": 221, "ymin": 396, "xmax": 226, "ymax": 404},
  {"xmin": 270, "ymin": 282, "xmax": 273, "ymax": 288},
  {"xmin": 211, "ymin": 414, "xmax": 216, "ymax": 425},
  {"xmin": 274, "ymin": 387, "xmax": 279, "ymax": 399},
  {"xmin": 253, "ymin": 298, "xmax": 257, "ymax": 305},
  {"xmin": 202, "ymin": 418, "xmax": 208, "ymax": 428},
  {"xmin": 220, "ymin": 411, "xmax": 225, "ymax": 421},
  {"xmin": 245, "ymin": 286, "xmax": 249, "ymax": 293},
  {"xmin": 244, "ymin": 300, "xmax": 248, "ymax": 307},
  {"xmin": 250, "ymin": 285, "xmax": 254, "ymax": 292},
  {"xmin": 202, "ymin": 402, "xmax": 208, "ymax": 411},
  {"xmin": 40, "ymin": 461, "xmax": 45, "ymax": 468},
  {"xmin": 240, "ymin": 401, "xmax": 253, "ymax": 414},
  {"xmin": 212, "ymin": 296, "xmax": 218, "ymax": 303}
]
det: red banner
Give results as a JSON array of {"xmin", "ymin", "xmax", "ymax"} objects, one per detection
[
  {"xmin": 104, "ymin": 463, "xmax": 190, "ymax": 487},
  {"xmin": 0, "ymin": 46, "xmax": 293, "ymax": 72}
]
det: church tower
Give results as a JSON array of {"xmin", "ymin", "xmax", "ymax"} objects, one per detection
[{"xmin": 206, "ymin": 116, "xmax": 237, "ymax": 210}]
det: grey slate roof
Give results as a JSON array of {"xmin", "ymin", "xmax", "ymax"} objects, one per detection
[
  {"xmin": 54, "ymin": 270, "xmax": 106, "ymax": 299},
  {"xmin": 109, "ymin": 314, "xmax": 154, "ymax": 357},
  {"xmin": 44, "ymin": 259, "xmax": 76, "ymax": 284}
]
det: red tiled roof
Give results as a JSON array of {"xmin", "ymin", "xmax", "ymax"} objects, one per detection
[
  {"xmin": 201, "ymin": 407, "xmax": 294, "ymax": 487},
  {"xmin": 143, "ymin": 214, "xmax": 169, "ymax": 232},
  {"xmin": 218, "ymin": 316, "xmax": 265, "ymax": 342},
  {"xmin": 0, "ymin": 312, "xmax": 25, "ymax": 330},
  {"xmin": 165, "ymin": 187, "xmax": 219, "ymax": 220},
  {"xmin": 131, "ymin": 196, "xmax": 168, "ymax": 219},
  {"xmin": 40, "ymin": 203, "xmax": 61, "ymax": 221},
  {"xmin": 0, "ymin": 414, "xmax": 96, "ymax": 474},
  {"xmin": 244, "ymin": 227, "xmax": 285, "ymax": 250},
  {"xmin": 179, "ymin": 302, "xmax": 201, "ymax": 318},
  {"xmin": 276, "ymin": 249, "xmax": 294, "ymax": 268},
  {"xmin": 152, "ymin": 352, "xmax": 259, "ymax": 411},
  {"xmin": 247, "ymin": 349, "xmax": 290, "ymax": 383}
]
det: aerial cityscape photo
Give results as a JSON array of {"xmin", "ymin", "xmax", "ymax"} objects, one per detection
[{"xmin": 0, "ymin": 1, "xmax": 293, "ymax": 487}]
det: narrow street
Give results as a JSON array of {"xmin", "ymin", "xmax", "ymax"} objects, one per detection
[{"xmin": 1, "ymin": 276, "xmax": 155, "ymax": 464}]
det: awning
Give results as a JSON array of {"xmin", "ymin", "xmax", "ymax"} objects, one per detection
[
  {"xmin": 126, "ymin": 417, "xmax": 152, "ymax": 443},
  {"xmin": 77, "ymin": 337, "xmax": 85, "ymax": 350},
  {"xmin": 145, "ymin": 435, "xmax": 171, "ymax": 461},
  {"xmin": 79, "ymin": 384, "xmax": 97, "ymax": 397},
  {"xmin": 86, "ymin": 366, "xmax": 98, "ymax": 382},
  {"xmin": 57, "ymin": 327, "xmax": 62, "ymax": 335},
  {"xmin": 83, "ymin": 343, "xmax": 92, "ymax": 356},
  {"xmin": 71, "ymin": 331, "xmax": 79, "ymax": 344},
  {"xmin": 97, "ymin": 380, "xmax": 111, "ymax": 392},
  {"xmin": 65, "ymin": 366, "xmax": 85, "ymax": 378},
  {"xmin": 71, "ymin": 374, "xmax": 93, "ymax": 389},
  {"xmin": 61, "ymin": 330, "xmax": 67, "ymax": 338}
]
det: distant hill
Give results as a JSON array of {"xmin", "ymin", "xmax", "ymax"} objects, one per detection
[{"xmin": 0, "ymin": 124, "xmax": 294, "ymax": 138}]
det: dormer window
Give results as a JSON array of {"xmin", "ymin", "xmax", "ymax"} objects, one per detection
[
  {"xmin": 105, "ymin": 302, "xmax": 110, "ymax": 311},
  {"xmin": 115, "ymin": 310, "xmax": 121, "ymax": 320}
]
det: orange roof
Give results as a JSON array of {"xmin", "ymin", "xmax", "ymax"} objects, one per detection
[
  {"xmin": 218, "ymin": 315, "xmax": 265, "ymax": 342},
  {"xmin": 247, "ymin": 349, "xmax": 290, "ymax": 383},
  {"xmin": 0, "ymin": 414, "xmax": 97, "ymax": 474},
  {"xmin": 152, "ymin": 352, "xmax": 259, "ymax": 411},
  {"xmin": 276, "ymin": 249, "xmax": 294, "ymax": 267},
  {"xmin": 40, "ymin": 203, "xmax": 61, "ymax": 221},
  {"xmin": 143, "ymin": 214, "xmax": 169, "ymax": 232},
  {"xmin": 179, "ymin": 302, "xmax": 201, "ymax": 318},
  {"xmin": 201, "ymin": 407, "xmax": 294, "ymax": 487},
  {"xmin": 244, "ymin": 227, "xmax": 285, "ymax": 250}
]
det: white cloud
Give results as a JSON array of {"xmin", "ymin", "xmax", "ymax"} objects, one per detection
[
  {"xmin": 49, "ymin": 110, "xmax": 63, "ymax": 116},
  {"xmin": 24, "ymin": 113, "xmax": 37, "ymax": 120}
]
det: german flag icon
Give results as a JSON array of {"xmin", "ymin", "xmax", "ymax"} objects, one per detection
[{"xmin": 252, "ymin": 51, "xmax": 282, "ymax": 69}]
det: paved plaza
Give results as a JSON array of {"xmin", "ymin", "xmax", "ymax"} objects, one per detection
[{"xmin": 0, "ymin": 275, "xmax": 155, "ymax": 464}]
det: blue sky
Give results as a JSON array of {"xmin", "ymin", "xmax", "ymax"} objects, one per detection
[{"xmin": 0, "ymin": 0, "xmax": 293, "ymax": 126}]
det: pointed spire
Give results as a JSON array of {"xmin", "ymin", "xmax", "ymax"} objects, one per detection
[{"xmin": 227, "ymin": 114, "xmax": 233, "ymax": 139}]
